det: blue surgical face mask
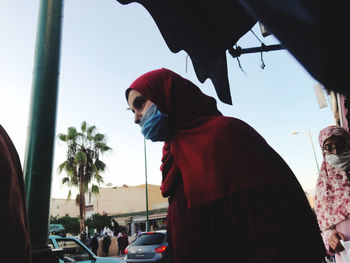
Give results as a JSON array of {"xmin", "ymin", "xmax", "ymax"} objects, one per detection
[{"xmin": 140, "ymin": 103, "xmax": 172, "ymax": 142}]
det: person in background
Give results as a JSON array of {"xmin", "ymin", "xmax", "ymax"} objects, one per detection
[
  {"xmin": 315, "ymin": 125, "xmax": 350, "ymax": 263},
  {"xmin": 0, "ymin": 124, "xmax": 32, "ymax": 263},
  {"xmin": 80, "ymin": 231, "xmax": 87, "ymax": 246},
  {"xmin": 86, "ymin": 232, "xmax": 92, "ymax": 249},
  {"xmin": 102, "ymin": 232, "xmax": 111, "ymax": 257},
  {"xmin": 117, "ymin": 232, "xmax": 123, "ymax": 256},
  {"xmin": 120, "ymin": 233, "xmax": 129, "ymax": 257},
  {"xmin": 125, "ymin": 68, "xmax": 326, "ymax": 263},
  {"xmin": 91, "ymin": 233, "xmax": 99, "ymax": 255}
]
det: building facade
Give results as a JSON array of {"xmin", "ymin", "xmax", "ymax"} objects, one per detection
[{"xmin": 50, "ymin": 184, "xmax": 169, "ymax": 235}]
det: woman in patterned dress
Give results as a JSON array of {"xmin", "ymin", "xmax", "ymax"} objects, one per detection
[{"xmin": 315, "ymin": 125, "xmax": 350, "ymax": 263}]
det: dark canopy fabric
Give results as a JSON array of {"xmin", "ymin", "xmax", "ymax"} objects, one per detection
[
  {"xmin": 236, "ymin": 0, "xmax": 348, "ymax": 101},
  {"xmin": 116, "ymin": 0, "xmax": 348, "ymax": 105},
  {"xmin": 117, "ymin": 0, "xmax": 256, "ymax": 104}
]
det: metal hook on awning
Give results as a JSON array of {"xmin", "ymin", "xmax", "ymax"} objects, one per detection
[{"xmin": 260, "ymin": 44, "xmax": 266, "ymax": 69}]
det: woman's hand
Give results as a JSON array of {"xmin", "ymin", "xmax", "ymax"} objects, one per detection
[{"xmin": 328, "ymin": 230, "xmax": 346, "ymax": 252}]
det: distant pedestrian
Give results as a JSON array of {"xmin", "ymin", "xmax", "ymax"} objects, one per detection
[
  {"xmin": 117, "ymin": 232, "xmax": 123, "ymax": 256},
  {"xmin": 102, "ymin": 232, "xmax": 111, "ymax": 257},
  {"xmin": 85, "ymin": 233, "xmax": 91, "ymax": 249},
  {"xmin": 120, "ymin": 233, "xmax": 129, "ymax": 256},
  {"xmin": 80, "ymin": 232, "xmax": 87, "ymax": 246},
  {"xmin": 91, "ymin": 233, "xmax": 99, "ymax": 255}
]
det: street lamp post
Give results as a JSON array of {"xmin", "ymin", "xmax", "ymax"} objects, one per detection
[
  {"xmin": 143, "ymin": 137, "xmax": 150, "ymax": 231},
  {"xmin": 292, "ymin": 129, "xmax": 320, "ymax": 173}
]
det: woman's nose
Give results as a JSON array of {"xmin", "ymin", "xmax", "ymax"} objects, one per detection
[{"xmin": 134, "ymin": 112, "xmax": 142, "ymax": 124}]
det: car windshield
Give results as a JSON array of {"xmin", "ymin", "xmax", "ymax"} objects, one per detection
[
  {"xmin": 132, "ymin": 233, "xmax": 165, "ymax": 246},
  {"xmin": 56, "ymin": 239, "xmax": 91, "ymax": 261}
]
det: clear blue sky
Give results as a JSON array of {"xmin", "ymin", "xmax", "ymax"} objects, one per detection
[{"xmin": 0, "ymin": 0, "xmax": 335, "ymax": 199}]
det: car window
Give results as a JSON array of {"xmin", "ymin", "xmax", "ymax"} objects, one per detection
[
  {"xmin": 56, "ymin": 239, "xmax": 91, "ymax": 262},
  {"xmin": 132, "ymin": 233, "xmax": 165, "ymax": 245}
]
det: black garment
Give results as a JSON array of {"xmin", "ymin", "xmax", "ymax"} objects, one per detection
[
  {"xmin": 112, "ymin": 219, "xmax": 120, "ymax": 236},
  {"xmin": 117, "ymin": 236, "xmax": 122, "ymax": 255},
  {"xmin": 91, "ymin": 236, "xmax": 99, "ymax": 255},
  {"xmin": 102, "ymin": 235, "xmax": 111, "ymax": 256}
]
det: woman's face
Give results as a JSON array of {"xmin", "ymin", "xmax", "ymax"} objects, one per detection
[
  {"xmin": 127, "ymin": 89, "xmax": 153, "ymax": 124},
  {"xmin": 323, "ymin": 136, "xmax": 349, "ymax": 155}
]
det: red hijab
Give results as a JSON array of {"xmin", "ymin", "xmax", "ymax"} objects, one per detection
[{"xmin": 128, "ymin": 68, "xmax": 298, "ymax": 208}]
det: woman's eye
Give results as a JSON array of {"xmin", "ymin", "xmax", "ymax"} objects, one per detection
[{"xmin": 134, "ymin": 96, "xmax": 146, "ymax": 109}]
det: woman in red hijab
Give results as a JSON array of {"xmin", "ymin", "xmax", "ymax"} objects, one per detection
[{"xmin": 125, "ymin": 68, "xmax": 325, "ymax": 263}]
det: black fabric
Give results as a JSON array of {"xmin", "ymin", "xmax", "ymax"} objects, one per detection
[
  {"xmin": 116, "ymin": 0, "xmax": 256, "ymax": 104},
  {"xmin": 115, "ymin": 0, "xmax": 349, "ymax": 104},
  {"xmin": 91, "ymin": 236, "xmax": 99, "ymax": 255},
  {"xmin": 102, "ymin": 235, "xmax": 111, "ymax": 256},
  {"xmin": 237, "ymin": 0, "xmax": 349, "ymax": 99}
]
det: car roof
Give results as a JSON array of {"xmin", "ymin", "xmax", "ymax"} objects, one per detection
[
  {"xmin": 49, "ymin": 235, "xmax": 78, "ymax": 240},
  {"xmin": 139, "ymin": 230, "xmax": 166, "ymax": 234}
]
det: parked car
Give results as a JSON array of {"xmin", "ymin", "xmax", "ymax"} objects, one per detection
[
  {"xmin": 49, "ymin": 235, "xmax": 125, "ymax": 263},
  {"xmin": 124, "ymin": 230, "xmax": 170, "ymax": 263}
]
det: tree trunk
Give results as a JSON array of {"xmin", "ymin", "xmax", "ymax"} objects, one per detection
[{"xmin": 79, "ymin": 173, "xmax": 85, "ymax": 233}]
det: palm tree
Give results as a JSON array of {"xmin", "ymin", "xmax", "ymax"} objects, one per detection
[{"xmin": 58, "ymin": 121, "xmax": 112, "ymax": 232}]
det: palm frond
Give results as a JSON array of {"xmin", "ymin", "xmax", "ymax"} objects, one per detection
[
  {"xmin": 95, "ymin": 160, "xmax": 106, "ymax": 171},
  {"xmin": 87, "ymin": 125, "xmax": 96, "ymax": 136},
  {"xmin": 94, "ymin": 133, "xmax": 105, "ymax": 142},
  {"xmin": 75, "ymin": 150, "xmax": 87, "ymax": 165},
  {"xmin": 94, "ymin": 173, "xmax": 104, "ymax": 184},
  {"xmin": 58, "ymin": 133, "xmax": 67, "ymax": 142},
  {"xmin": 101, "ymin": 145, "xmax": 112, "ymax": 153},
  {"xmin": 81, "ymin": 121, "xmax": 87, "ymax": 133},
  {"xmin": 91, "ymin": 184, "xmax": 99, "ymax": 194},
  {"xmin": 61, "ymin": 177, "xmax": 70, "ymax": 185},
  {"xmin": 67, "ymin": 127, "xmax": 78, "ymax": 140},
  {"xmin": 58, "ymin": 161, "xmax": 67, "ymax": 174}
]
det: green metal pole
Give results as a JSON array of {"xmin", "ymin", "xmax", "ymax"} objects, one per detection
[
  {"xmin": 24, "ymin": 0, "xmax": 64, "ymax": 250},
  {"xmin": 144, "ymin": 137, "xmax": 150, "ymax": 231}
]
